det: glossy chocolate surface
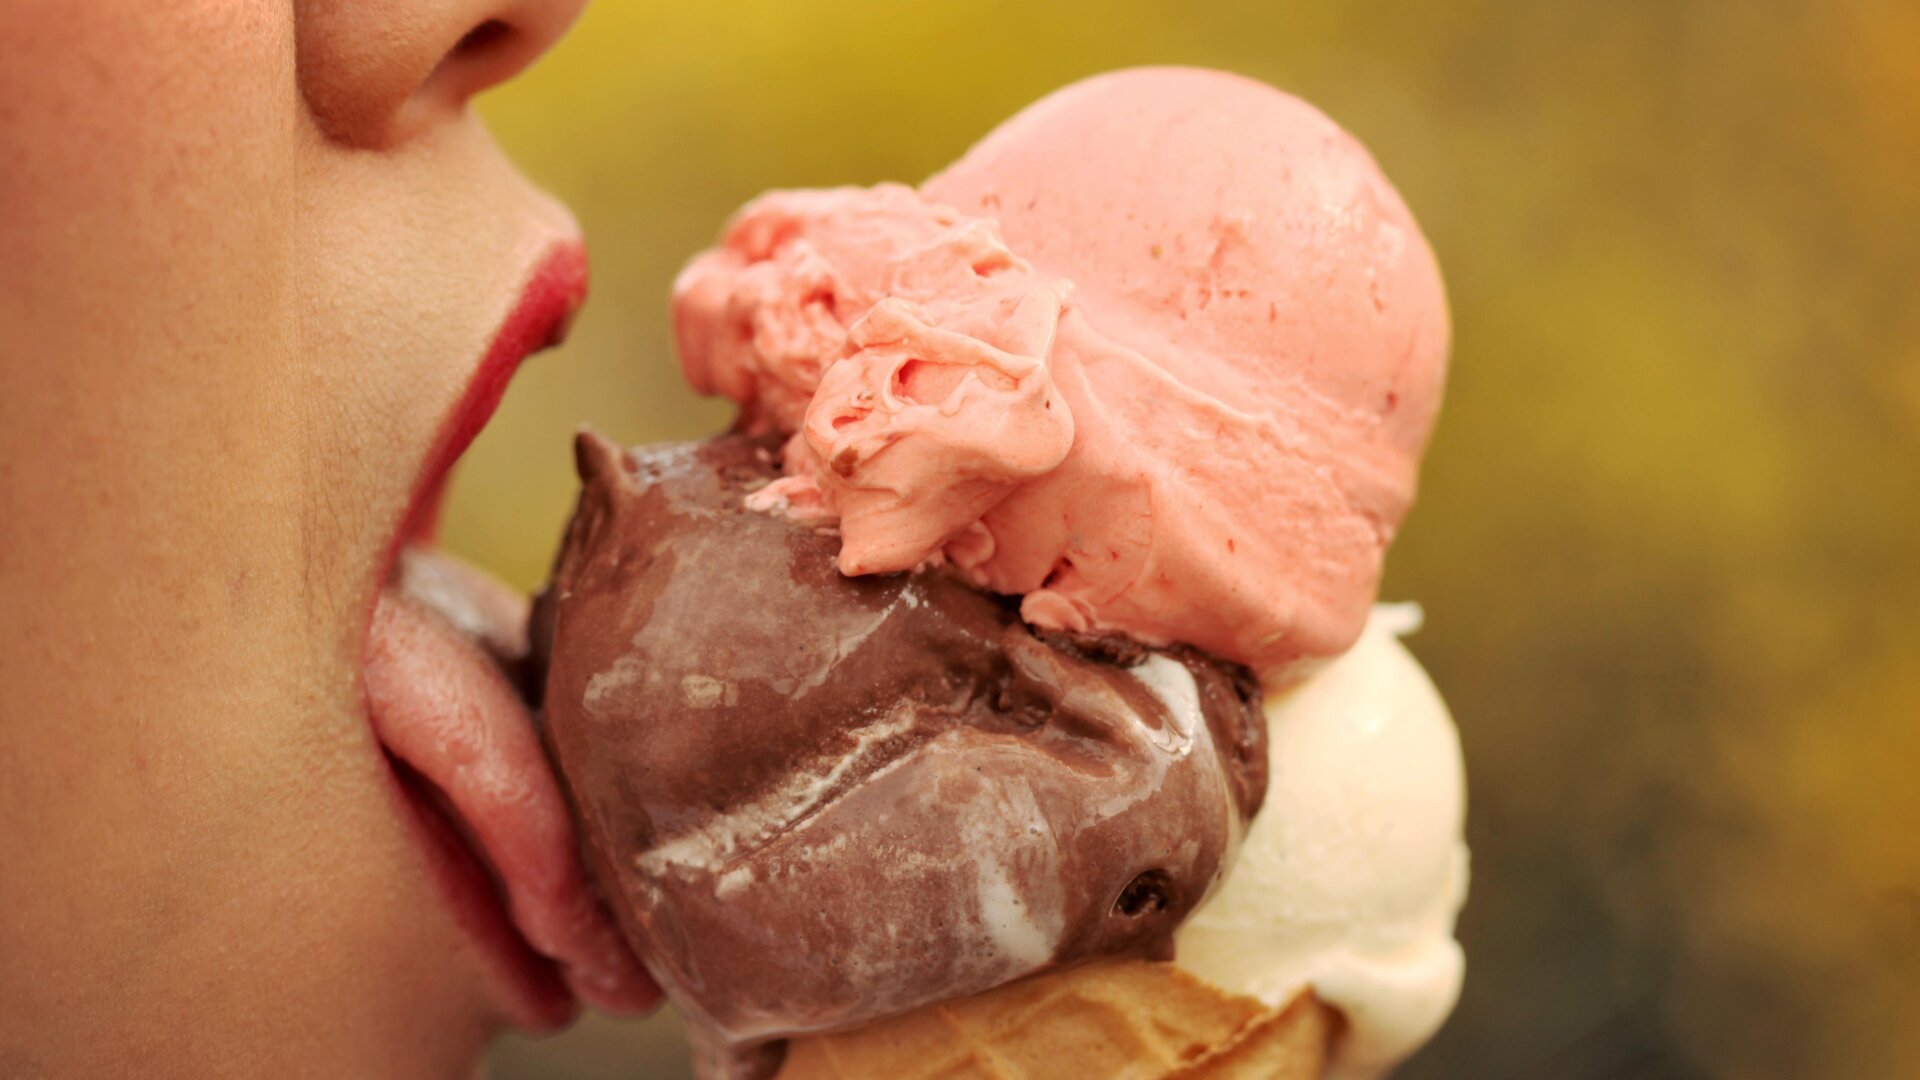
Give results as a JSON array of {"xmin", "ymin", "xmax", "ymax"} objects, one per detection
[{"xmin": 533, "ymin": 433, "xmax": 1265, "ymax": 1070}]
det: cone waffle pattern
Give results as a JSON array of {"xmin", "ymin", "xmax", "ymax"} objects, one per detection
[{"xmin": 777, "ymin": 962, "xmax": 1333, "ymax": 1079}]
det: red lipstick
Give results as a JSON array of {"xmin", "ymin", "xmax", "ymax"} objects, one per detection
[{"xmin": 398, "ymin": 242, "xmax": 589, "ymax": 554}]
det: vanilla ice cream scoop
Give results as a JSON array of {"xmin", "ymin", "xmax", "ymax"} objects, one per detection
[{"xmin": 1176, "ymin": 605, "xmax": 1469, "ymax": 1079}]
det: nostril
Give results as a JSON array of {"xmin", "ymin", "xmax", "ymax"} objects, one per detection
[
  {"xmin": 301, "ymin": 0, "xmax": 583, "ymax": 149},
  {"xmin": 419, "ymin": 18, "xmax": 526, "ymax": 109},
  {"xmin": 453, "ymin": 19, "xmax": 514, "ymax": 61},
  {"xmin": 1113, "ymin": 869, "xmax": 1174, "ymax": 917}
]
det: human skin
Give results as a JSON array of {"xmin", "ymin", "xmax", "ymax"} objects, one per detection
[{"xmin": 0, "ymin": 2, "xmax": 653, "ymax": 1077}]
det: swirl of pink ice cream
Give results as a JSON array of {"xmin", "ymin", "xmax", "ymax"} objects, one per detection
[
  {"xmin": 672, "ymin": 67, "xmax": 1449, "ymax": 678},
  {"xmin": 674, "ymin": 184, "xmax": 1078, "ymax": 570}
]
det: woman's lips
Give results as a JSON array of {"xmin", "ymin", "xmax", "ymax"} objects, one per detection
[{"xmin": 361, "ymin": 243, "xmax": 661, "ymax": 1029}]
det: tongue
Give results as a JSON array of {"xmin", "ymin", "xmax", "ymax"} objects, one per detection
[{"xmin": 364, "ymin": 547, "xmax": 660, "ymax": 1016}]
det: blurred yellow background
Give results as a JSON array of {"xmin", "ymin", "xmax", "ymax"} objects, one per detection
[{"xmin": 453, "ymin": 2, "xmax": 1920, "ymax": 1076}]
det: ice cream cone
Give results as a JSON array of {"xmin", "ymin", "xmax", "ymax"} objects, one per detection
[{"xmin": 776, "ymin": 961, "xmax": 1335, "ymax": 1079}]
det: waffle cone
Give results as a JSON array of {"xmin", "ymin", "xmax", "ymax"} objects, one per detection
[{"xmin": 776, "ymin": 962, "xmax": 1335, "ymax": 1079}]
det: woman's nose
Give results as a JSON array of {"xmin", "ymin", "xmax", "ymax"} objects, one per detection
[{"xmin": 296, "ymin": 0, "xmax": 589, "ymax": 149}]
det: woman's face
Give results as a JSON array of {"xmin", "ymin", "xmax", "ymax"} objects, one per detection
[{"xmin": 0, "ymin": 2, "xmax": 656, "ymax": 1074}]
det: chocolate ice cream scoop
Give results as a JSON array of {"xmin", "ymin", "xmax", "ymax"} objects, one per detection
[{"xmin": 532, "ymin": 432, "xmax": 1266, "ymax": 1073}]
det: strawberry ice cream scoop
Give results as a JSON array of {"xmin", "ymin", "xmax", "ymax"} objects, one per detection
[{"xmin": 673, "ymin": 67, "xmax": 1449, "ymax": 679}]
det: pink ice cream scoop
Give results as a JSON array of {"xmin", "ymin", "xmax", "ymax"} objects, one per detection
[{"xmin": 673, "ymin": 67, "xmax": 1449, "ymax": 678}]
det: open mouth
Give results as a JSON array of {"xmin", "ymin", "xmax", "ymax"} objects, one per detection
[{"xmin": 359, "ymin": 244, "xmax": 659, "ymax": 1031}]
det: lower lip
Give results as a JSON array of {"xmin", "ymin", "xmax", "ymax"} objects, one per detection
[{"xmin": 387, "ymin": 757, "xmax": 577, "ymax": 1031}]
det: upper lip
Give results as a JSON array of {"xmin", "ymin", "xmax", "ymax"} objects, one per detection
[{"xmin": 390, "ymin": 241, "xmax": 590, "ymax": 563}]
